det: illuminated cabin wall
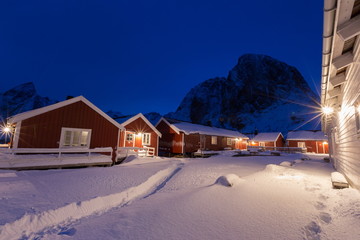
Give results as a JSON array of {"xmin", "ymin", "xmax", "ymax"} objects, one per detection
[
  {"xmin": 119, "ymin": 117, "xmax": 159, "ymax": 156},
  {"xmin": 327, "ymin": 59, "xmax": 360, "ymax": 190}
]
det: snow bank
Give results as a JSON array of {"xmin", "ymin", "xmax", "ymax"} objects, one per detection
[
  {"xmin": 0, "ymin": 164, "xmax": 182, "ymax": 240},
  {"xmin": 216, "ymin": 174, "xmax": 243, "ymax": 187},
  {"xmin": 280, "ymin": 161, "xmax": 293, "ymax": 167}
]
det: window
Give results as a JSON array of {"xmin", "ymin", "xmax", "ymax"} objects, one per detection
[
  {"xmin": 227, "ymin": 138, "xmax": 232, "ymax": 145},
  {"xmin": 142, "ymin": 133, "xmax": 151, "ymax": 145},
  {"xmin": 126, "ymin": 133, "xmax": 133, "ymax": 141},
  {"xmin": 259, "ymin": 142, "xmax": 265, "ymax": 147},
  {"xmin": 297, "ymin": 142, "xmax": 306, "ymax": 148},
  {"xmin": 211, "ymin": 136, "xmax": 217, "ymax": 145},
  {"xmin": 60, "ymin": 128, "xmax": 91, "ymax": 148}
]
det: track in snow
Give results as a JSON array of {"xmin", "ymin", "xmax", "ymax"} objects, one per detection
[{"xmin": 0, "ymin": 164, "xmax": 183, "ymax": 240}]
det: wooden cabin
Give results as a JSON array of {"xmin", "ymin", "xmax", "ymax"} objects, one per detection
[
  {"xmin": 7, "ymin": 96, "xmax": 124, "ymax": 162},
  {"xmin": 116, "ymin": 113, "xmax": 162, "ymax": 156},
  {"xmin": 155, "ymin": 118, "xmax": 249, "ymax": 155},
  {"xmin": 287, "ymin": 130, "xmax": 328, "ymax": 154},
  {"xmin": 321, "ymin": 0, "xmax": 360, "ymax": 189},
  {"xmin": 249, "ymin": 132, "xmax": 284, "ymax": 149}
]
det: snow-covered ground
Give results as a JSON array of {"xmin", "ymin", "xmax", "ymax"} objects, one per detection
[{"xmin": 1, "ymin": 151, "xmax": 360, "ymax": 240}]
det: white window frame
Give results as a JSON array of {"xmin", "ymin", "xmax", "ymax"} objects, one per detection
[
  {"xmin": 211, "ymin": 136, "xmax": 217, "ymax": 145},
  {"xmin": 259, "ymin": 142, "xmax": 265, "ymax": 147},
  {"xmin": 142, "ymin": 133, "xmax": 151, "ymax": 145},
  {"xmin": 297, "ymin": 142, "xmax": 306, "ymax": 148},
  {"xmin": 126, "ymin": 133, "xmax": 134, "ymax": 141},
  {"xmin": 59, "ymin": 127, "xmax": 92, "ymax": 148},
  {"xmin": 227, "ymin": 138, "xmax": 232, "ymax": 145}
]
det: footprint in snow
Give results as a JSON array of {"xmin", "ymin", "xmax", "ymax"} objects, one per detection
[
  {"xmin": 303, "ymin": 221, "xmax": 322, "ymax": 240},
  {"xmin": 319, "ymin": 212, "xmax": 332, "ymax": 224},
  {"xmin": 58, "ymin": 227, "xmax": 77, "ymax": 236},
  {"xmin": 318, "ymin": 194, "xmax": 329, "ymax": 201},
  {"xmin": 314, "ymin": 201, "xmax": 326, "ymax": 210}
]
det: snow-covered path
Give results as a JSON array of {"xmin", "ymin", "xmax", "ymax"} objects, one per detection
[{"xmin": 1, "ymin": 152, "xmax": 360, "ymax": 240}]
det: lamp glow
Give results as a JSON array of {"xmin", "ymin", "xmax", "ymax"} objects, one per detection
[
  {"xmin": 322, "ymin": 106, "xmax": 334, "ymax": 115},
  {"xmin": 3, "ymin": 127, "xmax": 10, "ymax": 133}
]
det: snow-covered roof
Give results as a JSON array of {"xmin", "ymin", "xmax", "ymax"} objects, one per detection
[
  {"xmin": 8, "ymin": 96, "xmax": 125, "ymax": 130},
  {"xmin": 157, "ymin": 118, "xmax": 248, "ymax": 139},
  {"xmin": 116, "ymin": 113, "xmax": 162, "ymax": 137},
  {"xmin": 286, "ymin": 131, "xmax": 327, "ymax": 141},
  {"xmin": 251, "ymin": 132, "xmax": 282, "ymax": 142}
]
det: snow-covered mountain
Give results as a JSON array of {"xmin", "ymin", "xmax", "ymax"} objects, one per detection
[
  {"xmin": 0, "ymin": 82, "xmax": 56, "ymax": 121},
  {"xmin": 166, "ymin": 54, "xmax": 320, "ymax": 133}
]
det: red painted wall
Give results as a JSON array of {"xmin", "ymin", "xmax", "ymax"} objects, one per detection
[
  {"xmin": 275, "ymin": 135, "xmax": 285, "ymax": 147},
  {"xmin": 235, "ymin": 140, "xmax": 248, "ymax": 150},
  {"xmin": 288, "ymin": 140, "xmax": 329, "ymax": 154},
  {"xmin": 119, "ymin": 117, "xmax": 159, "ymax": 156},
  {"xmin": 156, "ymin": 120, "xmax": 183, "ymax": 154},
  {"xmin": 250, "ymin": 135, "xmax": 284, "ymax": 148},
  {"xmin": 156, "ymin": 119, "xmax": 246, "ymax": 154},
  {"xmin": 16, "ymin": 101, "xmax": 119, "ymax": 161},
  {"xmin": 184, "ymin": 134, "xmax": 201, "ymax": 153}
]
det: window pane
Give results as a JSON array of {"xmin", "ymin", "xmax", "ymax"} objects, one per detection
[
  {"xmin": 297, "ymin": 142, "xmax": 305, "ymax": 148},
  {"xmin": 81, "ymin": 131, "xmax": 89, "ymax": 146},
  {"xmin": 211, "ymin": 136, "xmax": 217, "ymax": 145},
  {"xmin": 64, "ymin": 131, "xmax": 72, "ymax": 146},
  {"xmin": 126, "ymin": 133, "xmax": 133, "ymax": 141},
  {"xmin": 142, "ymin": 133, "xmax": 151, "ymax": 145},
  {"xmin": 72, "ymin": 131, "xmax": 81, "ymax": 146}
]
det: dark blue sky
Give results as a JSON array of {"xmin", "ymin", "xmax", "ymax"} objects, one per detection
[{"xmin": 0, "ymin": 0, "xmax": 323, "ymax": 115}]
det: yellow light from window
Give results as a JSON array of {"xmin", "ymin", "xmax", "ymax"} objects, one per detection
[{"xmin": 323, "ymin": 141, "xmax": 328, "ymax": 145}]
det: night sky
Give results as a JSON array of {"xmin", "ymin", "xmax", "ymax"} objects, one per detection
[{"xmin": 0, "ymin": 0, "xmax": 323, "ymax": 115}]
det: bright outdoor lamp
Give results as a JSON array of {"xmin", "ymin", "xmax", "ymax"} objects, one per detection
[
  {"xmin": 3, "ymin": 127, "xmax": 10, "ymax": 133},
  {"xmin": 322, "ymin": 106, "xmax": 334, "ymax": 115}
]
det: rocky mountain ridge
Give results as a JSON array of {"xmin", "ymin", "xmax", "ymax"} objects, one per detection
[{"xmin": 166, "ymin": 54, "xmax": 319, "ymax": 133}]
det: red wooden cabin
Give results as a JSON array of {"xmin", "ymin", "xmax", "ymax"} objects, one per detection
[
  {"xmin": 116, "ymin": 113, "xmax": 162, "ymax": 156},
  {"xmin": 7, "ymin": 96, "xmax": 124, "ymax": 162},
  {"xmin": 156, "ymin": 118, "xmax": 249, "ymax": 155},
  {"xmin": 287, "ymin": 130, "xmax": 328, "ymax": 154},
  {"xmin": 249, "ymin": 132, "xmax": 284, "ymax": 149}
]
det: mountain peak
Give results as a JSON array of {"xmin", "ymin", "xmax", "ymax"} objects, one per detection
[
  {"xmin": 167, "ymin": 54, "xmax": 319, "ymax": 133},
  {"xmin": 0, "ymin": 82, "xmax": 56, "ymax": 119}
]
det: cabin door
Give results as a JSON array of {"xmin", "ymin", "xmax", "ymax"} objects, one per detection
[{"xmin": 124, "ymin": 132, "xmax": 135, "ymax": 147}]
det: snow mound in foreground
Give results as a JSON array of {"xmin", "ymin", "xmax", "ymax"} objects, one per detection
[
  {"xmin": 216, "ymin": 174, "xmax": 243, "ymax": 187},
  {"xmin": 265, "ymin": 164, "xmax": 285, "ymax": 172},
  {"xmin": 279, "ymin": 161, "xmax": 293, "ymax": 167}
]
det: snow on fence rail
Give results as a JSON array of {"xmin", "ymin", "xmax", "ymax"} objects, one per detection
[
  {"xmin": 247, "ymin": 146, "xmax": 306, "ymax": 153},
  {"xmin": 0, "ymin": 147, "xmax": 113, "ymax": 159}
]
